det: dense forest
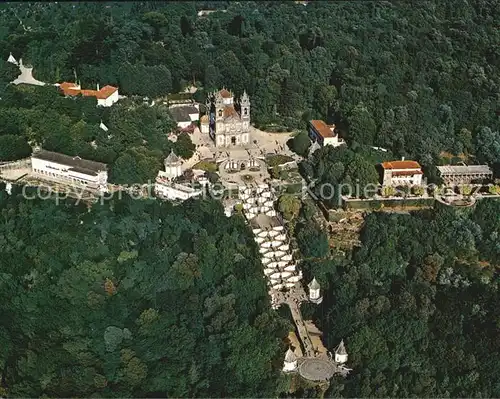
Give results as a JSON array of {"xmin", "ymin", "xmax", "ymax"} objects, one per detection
[
  {"xmin": 295, "ymin": 200, "xmax": 500, "ymax": 398},
  {"xmin": 1, "ymin": 1, "xmax": 499, "ymax": 167},
  {"xmin": 2, "ymin": 183, "xmax": 497, "ymax": 398},
  {"xmin": 0, "ymin": 184, "xmax": 291, "ymax": 397},
  {"xmin": 0, "ymin": 2, "xmax": 499, "ymax": 398}
]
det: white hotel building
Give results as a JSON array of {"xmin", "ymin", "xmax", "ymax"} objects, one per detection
[
  {"xmin": 31, "ymin": 150, "xmax": 108, "ymax": 192},
  {"xmin": 380, "ymin": 160, "xmax": 423, "ymax": 187}
]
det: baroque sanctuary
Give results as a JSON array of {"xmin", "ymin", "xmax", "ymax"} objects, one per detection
[{"xmin": 201, "ymin": 88, "xmax": 251, "ymax": 147}]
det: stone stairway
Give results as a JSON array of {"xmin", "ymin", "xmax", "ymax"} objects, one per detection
[{"xmin": 236, "ymin": 182, "xmax": 351, "ymax": 381}]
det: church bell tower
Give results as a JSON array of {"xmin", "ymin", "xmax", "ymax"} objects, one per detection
[
  {"xmin": 215, "ymin": 91, "xmax": 224, "ymax": 123},
  {"xmin": 240, "ymin": 90, "xmax": 250, "ymax": 121}
]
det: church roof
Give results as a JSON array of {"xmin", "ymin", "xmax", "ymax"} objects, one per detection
[
  {"xmin": 284, "ymin": 347, "xmax": 297, "ymax": 363},
  {"xmin": 308, "ymin": 277, "xmax": 320, "ymax": 290},
  {"xmin": 223, "ymin": 105, "xmax": 239, "ymax": 119},
  {"xmin": 336, "ymin": 339, "xmax": 347, "ymax": 355},
  {"xmin": 165, "ymin": 150, "xmax": 180, "ymax": 164},
  {"xmin": 219, "ymin": 88, "xmax": 232, "ymax": 98}
]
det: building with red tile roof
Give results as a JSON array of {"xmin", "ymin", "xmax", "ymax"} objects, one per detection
[
  {"xmin": 380, "ymin": 159, "xmax": 423, "ymax": 187},
  {"xmin": 58, "ymin": 82, "xmax": 119, "ymax": 107},
  {"xmin": 308, "ymin": 120, "xmax": 345, "ymax": 147}
]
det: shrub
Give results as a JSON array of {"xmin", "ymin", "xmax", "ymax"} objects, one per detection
[
  {"xmin": 382, "ymin": 186, "xmax": 396, "ymax": 197},
  {"xmin": 488, "ymin": 185, "xmax": 500, "ymax": 195},
  {"xmin": 411, "ymin": 185, "xmax": 425, "ymax": 196}
]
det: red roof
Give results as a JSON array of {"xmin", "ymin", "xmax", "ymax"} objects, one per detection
[
  {"xmin": 219, "ymin": 88, "xmax": 232, "ymax": 98},
  {"xmin": 59, "ymin": 83, "xmax": 118, "ymax": 100},
  {"xmin": 223, "ymin": 105, "xmax": 238, "ymax": 118},
  {"xmin": 392, "ymin": 170, "xmax": 423, "ymax": 176},
  {"xmin": 381, "ymin": 161, "xmax": 421, "ymax": 170},
  {"xmin": 60, "ymin": 82, "xmax": 79, "ymax": 91},
  {"xmin": 310, "ymin": 120, "xmax": 336, "ymax": 138},
  {"xmin": 96, "ymin": 85, "xmax": 118, "ymax": 99},
  {"xmin": 178, "ymin": 123, "xmax": 195, "ymax": 133}
]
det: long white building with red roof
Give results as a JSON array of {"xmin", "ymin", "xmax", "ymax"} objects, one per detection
[
  {"xmin": 380, "ymin": 160, "xmax": 423, "ymax": 187},
  {"xmin": 58, "ymin": 82, "xmax": 119, "ymax": 107}
]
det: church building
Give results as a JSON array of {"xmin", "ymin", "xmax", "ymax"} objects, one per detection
[{"xmin": 204, "ymin": 88, "xmax": 251, "ymax": 147}]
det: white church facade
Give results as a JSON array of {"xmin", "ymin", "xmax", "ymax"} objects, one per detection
[{"xmin": 203, "ymin": 88, "xmax": 251, "ymax": 147}]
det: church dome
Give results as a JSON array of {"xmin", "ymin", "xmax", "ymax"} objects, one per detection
[
  {"xmin": 165, "ymin": 150, "xmax": 181, "ymax": 165},
  {"xmin": 219, "ymin": 88, "xmax": 232, "ymax": 98}
]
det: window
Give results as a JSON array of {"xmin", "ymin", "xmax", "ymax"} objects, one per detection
[
  {"xmin": 218, "ymin": 109, "xmax": 222, "ymax": 117},
  {"xmin": 244, "ymin": 108, "xmax": 248, "ymax": 116}
]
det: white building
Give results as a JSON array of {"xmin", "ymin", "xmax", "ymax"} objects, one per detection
[
  {"xmin": 437, "ymin": 164, "xmax": 493, "ymax": 185},
  {"xmin": 158, "ymin": 150, "xmax": 182, "ymax": 180},
  {"xmin": 31, "ymin": 150, "xmax": 108, "ymax": 192},
  {"xmin": 283, "ymin": 348, "xmax": 298, "ymax": 372},
  {"xmin": 380, "ymin": 160, "xmax": 423, "ymax": 187},
  {"xmin": 95, "ymin": 86, "xmax": 119, "ymax": 107},
  {"xmin": 154, "ymin": 150, "xmax": 203, "ymax": 201},
  {"xmin": 334, "ymin": 340, "xmax": 348, "ymax": 364},
  {"xmin": 200, "ymin": 114, "xmax": 210, "ymax": 134},
  {"xmin": 308, "ymin": 120, "xmax": 346, "ymax": 148},
  {"xmin": 59, "ymin": 82, "xmax": 119, "ymax": 107},
  {"xmin": 206, "ymin": 88, "xmax": 251, "ymax": 147},
  {"xmin": 155, "ymin": 182, "xmax": 203, "ymax": 201},
  {"xmin": 308, "ymin": 277, "xmax": 323, "ymax": 304}
]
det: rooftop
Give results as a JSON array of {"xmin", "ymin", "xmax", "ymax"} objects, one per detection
[
  {"xmin": 169, "ymin": 106, "xmax": 199, "ymax": 123},
  {"xmin": 381, "ymin": 160, "xmax": 421, "ymax": 170},
  {"xmin": 310, "ymin": 120, "xmax": 336, "ymax": 138},
  {"xmin": 32, "ymin": 150, "xmax": 107, "ymax": 175},
  {"xmin": 95, "ymin": 85, "xmax": 118, "ymax": 100},
  {"xmin": 223, "ymin": 105, "xmax": 239, "ymax": 119},
  {"xmin": 308, "ymin": 277, "xmax": 320, "ymax": 290},
  {"xmin": 336, "ymin": 340, "xmax": 347, "ymax": 355},
  {"xmin": 60, "ymin": 81, "xmax": 79, "ymax": 91},
  {"xmin": 284, "ymin": 348, "xmax": 297, "ymax": 363},
  {"xmin": 165, "ymin": 150, "xmax": 181, "ymax": 165},
  {"xmin": 59, "ymin": 82, "xmax": 118, "ymax": 100},
  {"xmin": 437, "ymin": 165, "xmax": 493, "ymax": 175},
  {"xmin": 167, "ymin": 92, "xmax": 193, "ymax": 103},
  {"xmin": 219, "ymin": 88, "xmax": 232, "ymax": 98}
]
